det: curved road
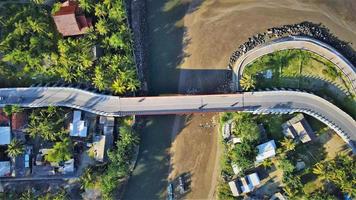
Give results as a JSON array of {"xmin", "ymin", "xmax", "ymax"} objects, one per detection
[
  {"xmin": 0, "ymin": 87, "xmax": 355, "ymax": 152},
  {"xmin": 232, "ymin": 36, "xmax": 356, "ymax": 93}
]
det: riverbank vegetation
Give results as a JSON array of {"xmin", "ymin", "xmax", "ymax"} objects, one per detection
[
  {"xmin": 243, "ymin": 49, "xmax": 356, "ymax": 118},
  {"xmin": 80, "ymin": 117, "xmax": 139, "ymax": 199},
  {"xmin": 0, "ymin": 1, "xmax": 139, "ymax": 95}
]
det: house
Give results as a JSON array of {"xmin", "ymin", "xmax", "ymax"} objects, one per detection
[
  {"xmin": 0, "ymin": 161, "xmax": 11, "ymax": 177},
  {"xmin": 282, "ymin": 114, "xmax": 316, "ymax": 143},
  {"xmin": 90, "ymin": 116, "xmax": 115, "ymax": 162},
  {"xmin": 229, "ymin": 173, "xmax": 261, "ymax": 196},
  {"xmin": 256, "ymin": 140, "xmax": 277, "ymax": 163},
  {"xmin": 70, "ymin": 110, "xmax": 88, "ymax": 137},
  {"xmin": 52, "ymin": 0, "xmax": 92, "ymax": 37}
]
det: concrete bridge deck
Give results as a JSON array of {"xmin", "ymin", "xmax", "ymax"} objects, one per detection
[{"xmin": 0, "ymin": 87, "xmax": 355, "ymax": 152}]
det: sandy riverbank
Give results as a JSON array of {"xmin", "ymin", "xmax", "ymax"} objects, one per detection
[{"xmin": 180, "ymin": 0, "xmax": 356, "ymax": 70}]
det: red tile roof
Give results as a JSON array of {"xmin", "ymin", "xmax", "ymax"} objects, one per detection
[{"xmin": 52, "ymin": 0, "xmax": 91, "ymax": 36}]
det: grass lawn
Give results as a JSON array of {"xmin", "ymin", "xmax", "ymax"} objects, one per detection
[{"xmin": 245, "ymin": 49, "xmax": 356, "ymax": 118}]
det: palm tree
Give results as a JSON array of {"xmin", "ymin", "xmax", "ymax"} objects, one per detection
[
  {"xmin": 7, "ymin": 139, "xmax": 25, "ymax": 158},
  {"xmin": 31, "ymin": 0, "xmax": 45, "ymax": 4},
  {"xmin": 313, "ymin": 162, "xmax": 330, "ymax": 181},
  {"xmin": 126, "ymin": 79, "xmax": 140, "ymax": 92},
  {"xmin": 112, "ymin": 78, "xmax": 126, "ymax": 94},
  {"xmin": 240, "ymin": 74, "xmax": 256, "ymax": 91},
  {"xmin": 280, "ymin": 138, "xmax": 296, "ymax": 152},
  {"xmin": 14, "ymin": 21, "xmax": 29, "ymax": 36},
  {"xmin": 283, "ymin": 185, "xmax": 297, "ymax": 197},
  {"xmin": 96, "ymin": 18, "xmax": 109, "ymax": 35},
  {"xmin": 261, "ymin": 158, "xmax": 274, "ymax": 169},
  {"xmin": 78, "ymin": 0, "xmax": 93, "ymax": 13},
  {"xmin": 3, "ymin": 104, "xmax": 22, "ymax": 116},
  {"xmin": 95, "ymin": 3, "xmax": 107, "ymax": 17},
  {"xmin": 27, "ymin": 17, "xmax": 45, "ymax": 33},
  {"xmin": 92, "ymin": 66, "xmax": 105, "ymax": 91}
]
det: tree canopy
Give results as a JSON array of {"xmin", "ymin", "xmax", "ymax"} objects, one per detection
[
  {"xmin": 45, "ymin": 138, "xmax": 73, "ymax": 163},
  {"xmin": 6, "ymin": 139, "xmax": 25, "ymax": 158},
  {"xmin": 26, "ymin": 107, "xmax": 68, "ymax": 141}
]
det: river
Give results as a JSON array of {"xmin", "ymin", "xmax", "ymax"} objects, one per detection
[{"xmin": 123, "ymin": 1, "xmax": 191, "ymax": 199}]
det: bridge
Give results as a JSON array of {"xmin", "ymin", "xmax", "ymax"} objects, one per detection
[
  {"xmin": 0, "ymin": 37, "xmax": 355, "ymax": 152},
  {"xmin": 0, "ymin": 87, "xmax": 355, "ymax": 152}
]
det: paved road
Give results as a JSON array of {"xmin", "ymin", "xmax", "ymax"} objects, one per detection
[
  {"xmin": 0, "ymin": 87, "xmax": 355, "ymax": 152},
  {"xmin": 232, "ymin": 36, "xmax": 356, "ymax": 93}
]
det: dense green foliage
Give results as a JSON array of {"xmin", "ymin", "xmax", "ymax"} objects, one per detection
[
  {"xmin": 26, "ymin": 106, "xmax": 68, "ymax": 141},
  {"xmin": 0, "ymin": 1, "xmax": 139, "ymax": 94},
  {"xmin": 45, "ymin": 138, "xmax": 73, "ymax": 163},
  {"xmin": 313, "ymin": 154, "xmax": 356, "ymax": 197},
  {"xmin": 225, "ymin": 113, "xmax": 260, "ymax": 173},
  {"xmin": 218, "ymin": 112, "xmax": 261, "ymax": 199},
  {"xmin": 26, "ymin": 189, "xmax": 67, "ymax": 200}
]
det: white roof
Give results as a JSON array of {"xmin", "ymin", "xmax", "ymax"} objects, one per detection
[
  {"xmin": 256, "ymin": 140, "xmax": 276, "ymax": 163},
  {"xmin": 70, "ymin": 111, "xmax": 87, "ymax": 137},
  {"xmin": 0, "ymin": 161, "xmax": 11, "ymax": 177},
  {"xmin": 240, "ymin": 177, "xmax": 251, "ymax": 193},
  {"xmin": 247, "ymin": 173, "xmax": 260, "ymax": 187},
  {"xmin": 231, "ymin": 163, "xmax": 241, "ymax": 175},
  {"xmin": 0, "ymin": 127, "xmax": 11, "ymax": 145},
  {"xmin": 228, "ymin": 181, "xmax": 240, "ymax": 197},
  {"xmin": 241, "ymin": 173, "xmax": 260, "ymax": 193}
]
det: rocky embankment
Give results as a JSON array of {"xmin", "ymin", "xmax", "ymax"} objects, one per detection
[
  {"xmin": 129, "ymin": 0, "xmax": 148, "ymax": 93},
  {"xmin": 228, "ymin": 21, "xmax": 356, "ymax": 69}
]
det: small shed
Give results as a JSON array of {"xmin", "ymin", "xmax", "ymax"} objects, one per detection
[
  {"xmin": 70, "ymin": 111, "xmax": 88, "ymax": 137},
  {"xmin": 228, "ymin": 180, "xmax": 241, "ymax": 197},
  {"xmin": 255, "ymin": 140, "xmax": 276, "ymax": 163}
]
